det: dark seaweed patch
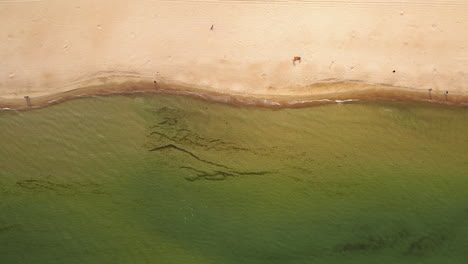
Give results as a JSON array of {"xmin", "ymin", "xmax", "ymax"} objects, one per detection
[
  {"xmin": 16, "ymin": 179, "xmax": 69, "ymax": 191},
  {"xmin": 334, "ymin": 229, "xmax": 410, "ymax": 254},
  {"xmin": 406, "ymin": 234, "xmax": 447, "ymax": 256},
  {"xmin": 149, "ymin": 125, "xmax": 249, "ymax": 152},
  {"xmin": 15, "ymin": 179, "xmax": 104, "ymax": 195},
  {"xmin": 335, "ymin": 237, "xmax": 387, "ymax": 253},
  {"xmin": 147, "ymin": 107, "xmax": 272, "ymax": 181},
  {"xmin": 181, "ymin": 166, "xmax": 269, "ymax": 181},
  {"xmin": 150, "ymin": 144, "xmax": 230, "ymax": 169},
  {"xmin": 0, "ymin": 224, "xmax": 22, "ymax": 234}
]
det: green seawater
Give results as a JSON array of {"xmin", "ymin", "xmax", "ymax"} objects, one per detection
[{"xmin": 0, "ymin": 95, "xmax": 467, "ymax": 263}]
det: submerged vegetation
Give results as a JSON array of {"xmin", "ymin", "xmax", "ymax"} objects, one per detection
[{"xmin": 0, "ymin": 94, "xmax": 467, "ymax": 263}]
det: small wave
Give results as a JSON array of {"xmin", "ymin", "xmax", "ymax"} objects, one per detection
[
  {"xmin": 288, "ymin": 99, "xmax": 331, "ymax": 104},
  {"xmin": 71, "ymin": 94, "xmax": 105, "ymax": 99},
  {"xmin": 286, "ymin": 98, "xmax": 360, "ymax": 106},
  {"xmin": 178, "ymin": 91, "xmax": 206, "ymax": 98},
  {"xmin": 1, "ymin": 77, "xmax": 465, "ymax": 110},
  {"xmin": 259, "ymin": 99, "xmax": 281, "ymax": 106},
  {"xmin": 335, "ymin": 99, "xmax": 360, "ymax": 103}
]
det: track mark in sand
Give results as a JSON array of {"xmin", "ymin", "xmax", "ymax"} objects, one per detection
[
  {"xmin": 159, "ymin": 0, "xmax": 468, "ymax": 9},
  {"xmin": 0, "ymin": 0, "xmax": 42, "ymax": 3},
  {"xmin": 455, "ymin": 55, "xmax": 468, "ymax": 66}
]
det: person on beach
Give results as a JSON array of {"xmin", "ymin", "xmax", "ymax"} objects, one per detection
[
  {"xmin": 24, "ymin": 96, "xmax": 31, "ymax": 107},
  {"xmin": 293, "ymin": 56, "xmax": 301, "ymax": 65}
]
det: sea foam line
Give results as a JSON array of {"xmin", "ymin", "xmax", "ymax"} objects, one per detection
[{"xmin": 287, "ymin": 99, "xmax": 359, "ymax": 105}]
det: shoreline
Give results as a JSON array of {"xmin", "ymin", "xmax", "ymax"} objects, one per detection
[
  {"xmin": 2, "ymin": 1, "xmax": 467, "ymax": 109},
  {"xmin": 1, "ymin": 76, "xmax": 467, "ymax": 111}
]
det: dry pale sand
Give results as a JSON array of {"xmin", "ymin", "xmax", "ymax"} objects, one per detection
[{"xmin": 1, "ymin": 0, "xmax": 467, "ymax": 109}]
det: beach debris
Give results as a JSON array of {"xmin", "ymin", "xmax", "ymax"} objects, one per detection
[
  {"xmin": 24, "ymin": 96, "xmax": 31, "ymax": 107},
  {"xmin": 393, "ymin": 70, "xmax": 396, "ymax": 73},
  {"xmin": 210, "ymin": 24, "xmax": 214, "ymax": 30},
  {"xmin": 293, "ymin": 56, "xmax": 301, "ymax": 65}
]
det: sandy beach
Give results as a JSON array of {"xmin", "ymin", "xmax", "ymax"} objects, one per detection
[
  {"xmin": 2, "ymin": 3, "xmax": 468, "ymax": 261},
  {"xmin": 1, "ymin": 0, "xmax": 467, "ymax": 109}
]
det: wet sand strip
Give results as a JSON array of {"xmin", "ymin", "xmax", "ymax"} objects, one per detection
[{"xmin": 1, "ymin": 77, "xmax": 467, "ymax": 111}]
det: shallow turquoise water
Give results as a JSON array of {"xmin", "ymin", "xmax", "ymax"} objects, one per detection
[{"xmin": 0, "ymin": 95, "xmax": 467, "ymax": 263}]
